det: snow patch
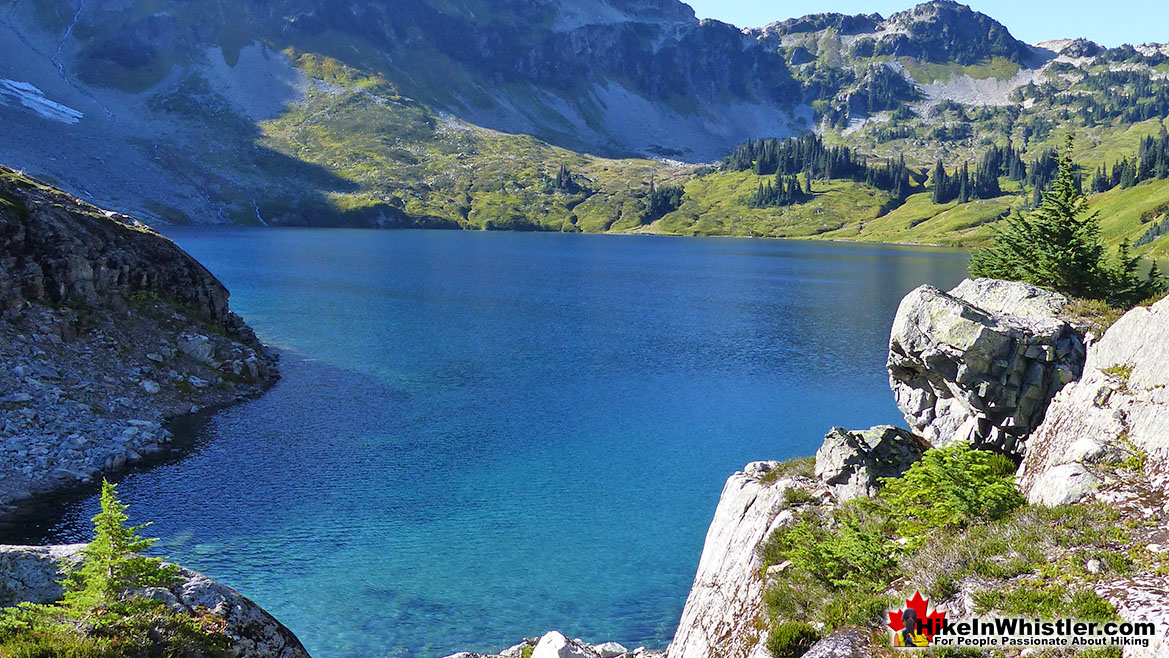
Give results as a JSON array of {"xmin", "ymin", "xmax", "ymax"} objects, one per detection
[{"xmin": 0, "ymin": 79, "xmax": 83, "ymax": 124}]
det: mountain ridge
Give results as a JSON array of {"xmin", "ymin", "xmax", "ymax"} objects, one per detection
[{"xmin": 0, "ymin": 0, "xmax": 1167, "ymax": 254}]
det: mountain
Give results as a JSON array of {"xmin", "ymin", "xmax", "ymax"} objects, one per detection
[{"xmin": 0, "ymin": 0, "xmax": 1167, "ymax": 252}]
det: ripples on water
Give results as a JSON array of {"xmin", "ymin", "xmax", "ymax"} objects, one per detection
[{"xmin": 4, "ymin": 230, "xmax": 970, "ymax": 657}]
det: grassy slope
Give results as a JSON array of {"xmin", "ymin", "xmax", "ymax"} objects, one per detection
[
  {"xmin": 1090, "ymin": 178, "xmax": 1169, "ymax": 259},
  {"xmin": 134, "ymin": 42, "xmax": 1169, "ymax": 255},
  {"xmin": 650, "ymin": 173, "xmax": 894, "ymax": 238}
]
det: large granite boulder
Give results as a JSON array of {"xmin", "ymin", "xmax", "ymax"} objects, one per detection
[
  {"xmin": 1020, "ymin": 295, "xmax": 1169, "ymax": 504},
  {"xmin": 888, "ymin": 279, "xmax": 1085, "ymax": 454},
  {"xmin": 0, "ymin": 544, "xmax": 311, "ymax": 658},
  {"xmin": 0, "ymin": 544, "xmax": 85, "ymax": 606},
  {"xmin": 667, "ymin": 466, "xmax": 825, "ymax": 658},
  {"xmin": 801, "ymin": 628, "xmax": 871, "ymax": 658},
  {"xmin": 815, "ymin": 426, "xmax": 930, "ymax": 501}
]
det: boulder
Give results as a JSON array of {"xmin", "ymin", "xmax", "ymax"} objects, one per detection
[
  {"xmin": 801, "ymin": 628, "xmax": 871, "ymax": 658},
  {"xmin": 1025, "ymin": 463, "xmax": 1100, "ymax": 506},
  {"xmin": 594, "ymin": 642, "xmax": 629, "ymax": 658},
  {"xmin": 815, "ymin": 426, "xmax": 929, "ymax": 501},
  {"xmin": 0, "ymin": 544, "xmax": 84, "ymax": 606},
  {"xmin": 178, "ymin": 334, "xmax": 215, "ymax": 364},
  {"xmin": 0, "ymin": 544, "xmax": 311, "ymax": 658},
  {"xmin": 532, "ymin": 631, "xmax": 599, "ymax": 658},
  {"xmin": 888, "ymin": 279, "xmax": 1085, "ymax": 454},
  {"xmin": 1020, "ymin": 295, "xmax": 1169, "ymax": 503}
]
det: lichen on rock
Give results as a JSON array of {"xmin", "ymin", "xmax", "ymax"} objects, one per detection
[{"xmin": 887, "ymin": 278, "xmax": 1086, "ymax": 455}]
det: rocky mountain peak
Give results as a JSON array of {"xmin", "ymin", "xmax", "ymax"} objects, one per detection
[{"xmin": 870, "ymin": 0, "xmax": 1033, "ymax": 64}]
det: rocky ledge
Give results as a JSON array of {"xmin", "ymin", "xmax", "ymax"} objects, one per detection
[
  {"xmin": 0, "ymin": 166, "xmax": 278, "ymax": 514},
  {"xmin": 0, "ymin": 544, "xmax": 310, "ymax": 658}
]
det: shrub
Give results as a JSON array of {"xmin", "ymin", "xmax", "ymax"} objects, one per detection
[
  {"xmin": 764, "ymin": 507, "xmax": 899, "ymax": 592},
  {"xmin": 782, "ymin": 487, "xmax": 819, "ymax": 508},
  {"xmin": 875, "ymin": 443, "xmax": 1024, "ymax": 544},
  {"xmin": 765, "ymin": 621, "xmax": 819, "ymax": 658}
]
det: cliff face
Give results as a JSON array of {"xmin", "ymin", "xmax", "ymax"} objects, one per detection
[
  {"xmin": 0, "ymin": 167, "xmax": 278, "ymax": 515},
  {"xmin": 666, "ymin": 462, "xmax": 826, "ymax": 658},
  {"xmin": 0, "ymin": 544, "xmax": 310, "ymax": 658},
  {"xmin": 1020, "ymin": 296, "xmax": 1169, "ymax": 503},
  {"xmin": 1, "ymin": 166, "xmax": 244, "ymax": 332}
]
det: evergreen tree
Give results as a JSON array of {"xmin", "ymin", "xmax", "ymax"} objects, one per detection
[
  {"xmin": 931, "ymin": 160, "xmax": 950, "ymax": 204},
  {"xmin": 971, "ymin": 135, "xmax": 1164, "ymax": 304},
  {"xmin": 554, "ymin": 164, "xmax": 581, "ymax": 193},
  {"xmin": 62, "ymin": 480, "xmax": 179, "ymax": 621}
]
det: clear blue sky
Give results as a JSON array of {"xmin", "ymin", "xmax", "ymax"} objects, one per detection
[{"xmin": 684, "ymin": 0, "xmax": 1169, "ymax": 47}]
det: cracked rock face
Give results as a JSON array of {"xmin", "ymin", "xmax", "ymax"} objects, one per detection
[
  {"xmin": 887, "ymin": 278, "xmax": 1086, "ymax": 454},
  {"xmin": 1020, "ymin": 295, "xmax": 1169, "ymax": 505},
  {"xmin": 0, "ymin": 544, "xmax": 311, "ymax": 658}
]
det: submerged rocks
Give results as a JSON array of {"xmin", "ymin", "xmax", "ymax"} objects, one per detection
[
  {"xmin": 1020, "ymin": 294, "xmax": 1169, "ymax": 504},
  {"xmin": 815, "ymin": 425, "xmax": 930, "ymax": 501},
  {"xmin": 0, "ymin": 544, "xmax": 310, "ymax": 658},
  {"xmin": 888, "ymin": 278, "xmax": 1085, "ymax": 454}
]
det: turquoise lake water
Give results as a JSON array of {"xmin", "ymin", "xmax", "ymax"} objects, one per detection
[{"xmin": 9, "ymin": 230, "xmax": 970, "ymax": 657}]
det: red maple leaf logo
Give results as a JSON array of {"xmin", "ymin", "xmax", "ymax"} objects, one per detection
[{"xmin": 888, "ymin": 591, "xmax": 947, "ymax": 641}]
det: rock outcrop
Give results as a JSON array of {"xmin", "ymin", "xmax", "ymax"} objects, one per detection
[
  {"xmin": 0, "ymin": 167, "xmax": 278, "ymax": 516},
  {"xmin": 667, "ymin": 462, "xmax": 825, "ymax": 658},
  {"xmin": 815, "ymin": 425, "xmax": 930, "ymax": 501},
  {"xmin": 443, "ymin": 631, "xmax": 655, "ymax": 658},
  {"xmin": 1020, "ymin": 295, "xmax": 1169, "ymax": 504},
  {"xmin": 0, "ymin": 544, "xmax": 311, "ymax": 658},
  {"xmin": 800, "ymin": 628, "xmax": 870, "ymax": 658},
  {"xmin": 1, "ymin": 166, "xmax": 243, "ymax": 328},
  {"xmin": 888, "ymin": 278, "xmax": 1085, "ymax": 454}
]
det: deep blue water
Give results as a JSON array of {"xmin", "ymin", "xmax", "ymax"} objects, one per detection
[{"xmin": 9, "ymin": 230, "xmax": 969, "ymax": 658}]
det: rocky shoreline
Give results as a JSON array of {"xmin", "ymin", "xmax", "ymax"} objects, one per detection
[
  {"xmin": 664, "ymin": 279, "xmax": 1169, "ymax": 658},
  {"xmin": 0, "ymin": 165, "xmax": 279, "ymax": 519}
]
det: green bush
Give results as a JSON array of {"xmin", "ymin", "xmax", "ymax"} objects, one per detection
[
  {"xmin": 875, "ymin": 443, "xmax": 1024, "ymax": 544},
  {"xmin": 765, "ymin": 621, "xmax": 819, "ymax": 658},
  {"xmin": 764, "ymin": 507, "xmax": 899, "ymax": 592},
  {"xmin": 782, "ymin": 487, "xmax": 819, "ymax": 508}
]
